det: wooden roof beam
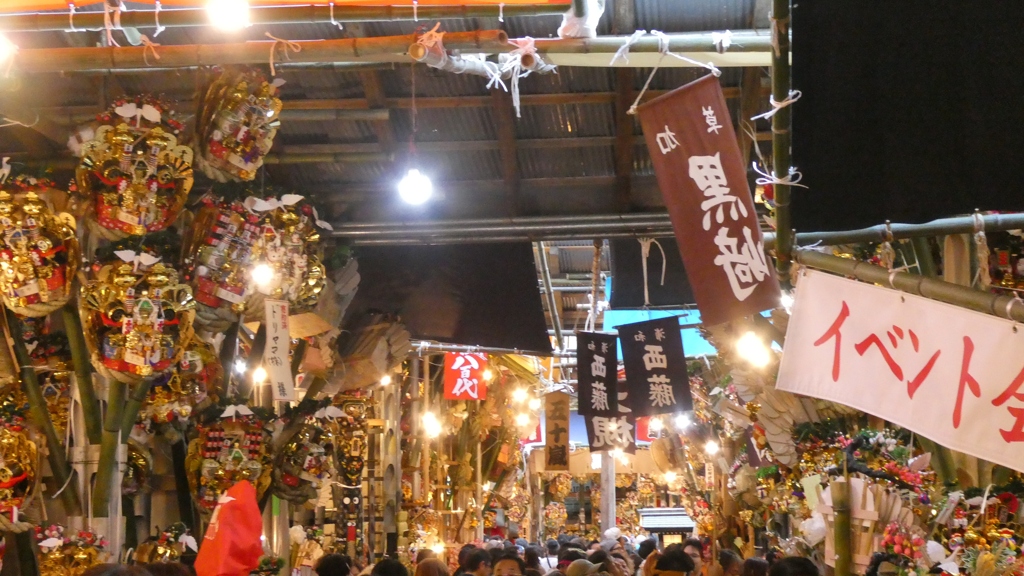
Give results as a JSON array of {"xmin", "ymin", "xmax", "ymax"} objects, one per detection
[
  {"xmin": 492, "ymin": 87, "xmax": 522, "ymax": 216},
  {"xmin": 611, "ymin": 0, "xmax": 637, "ymax": 212}
]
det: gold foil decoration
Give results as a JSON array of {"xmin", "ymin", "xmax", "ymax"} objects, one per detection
[{"xmin": 185, "ymin": 411, "xmax": 272, "ymax": 518}]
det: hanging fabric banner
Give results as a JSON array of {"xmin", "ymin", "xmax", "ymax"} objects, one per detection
[
  {"xmin": 619, "ymin": 316, "xmax": 691, "ymax": 418},
  {"xmin": 577, "ymin": 331, "xmax": 618, "ymax": 416},
  {"xmin": 264, "ymin": 299, "xmax": 294, "ymax": 401},
  {"xmin": 442, "ymin": 352, "xmax": 489, "ymax": 400},
  {"xmin": 635, "ymin": 75, "xmax": 781, "ymax": 326},
  {"xmin": 777, "ymin": 269, "xmax": 1024, "ymax": 473},
  {"xmin": 544, "ymin": 391, "xmax": 570, "ymax": 470}
]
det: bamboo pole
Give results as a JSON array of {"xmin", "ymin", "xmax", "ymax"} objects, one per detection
[
  {"xmin": 0, "ymin": 4, "xmax": 566, "ymax": 32},
  {"xmin": 530, "ymin": 30, "xmax": 773, "ymax": 54},
  {"xmin": 8, "ymin": 31, "xmax": 509, "ymax": 75},
  {"xmin": 22, "ymin": 151, "xmax": 393, "ymax": 170},
  {"xmin": 91, "ymin": 379, "xmax": 126, "ymax": 519},
  {"xmin": 48, "ymin": 108, "xmax": 390, "ymax": 125},
  {"xmin": 765, "ymin": 213, "xmax": 1024, "ymax": 249},
  {"xmin": 4, "ymin": 309, "xmax": 83, "ymax": 517},
  {"xmin": 271, "ymin": 376, "xmax": 327, "ymax": 453},
  {"xmin": 120, "ymin": 381, "xmax": 153, "ymax": 438},
  {"xmin": 63, "ymin": 304, "xmax": 102, "ymax": 445},
  {"xmin": 831, "ymin": 477, "xmax": 852, "ymax": 576},
  {"xmin": 794, "ymin": 249, "xmax": 1024, "ymax": 323},
  {"xmin": 770, "ymin": 0, "xmax": 793, "ymax": 284}
]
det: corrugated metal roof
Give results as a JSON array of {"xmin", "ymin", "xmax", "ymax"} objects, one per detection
[
  {"xmin": 636, "ymin": 0, "xmax": 756, "ymax": 32},
  {"xmin": 517, "ymin": 146, "xmax": 615, "ymax": 178}
]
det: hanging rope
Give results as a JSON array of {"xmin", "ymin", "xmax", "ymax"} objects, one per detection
[
  {"xmin": 328, "ymin": 2, "xmax": 344, "ymax": 30},
  {"xmin": 412, "ymin": 0, "xmax": 419, "ymax": 22},
  {"xmin": 752, "ymin": 162, "xmax": 808, "ymax": 189},
  {"xmin": 499, "ymin": 3, "xmax": 505, "ymax": 22},
  {"xmin": 586, "ymin": 240, "xmax": 602, "ymax": 332},
  {"xmin": 752, "ymin": 89, "xmax": 802, "ymax": 121},
  {"xmin": 711, "ymin": 30, "xmax": 732, "ymax": 53},
  {"xmin": 501, "ymin": 37, "xmax": 540, "ymax": 118},
  {"xmin": 973, "ymin": 211, "xmax": 992, "ymax": 290},
  {"xmin": 67, "ymin": 2, "xmax": 77, "ymax": 32},
  {"xmin": 153, "ymin": 0, "xmax": 165, "ymax": 36},
  {"xmin": 627, "ymin": 30, "xmax": 721, "ymax": 115},
  {"xmin": 0, "ymin": 113, "xmax": 39, "ymax": 130},
  {"xmin": 140, "ymin": 35, "xmax": 161, "ymax": 66},
  {"xmin": 638, "ymin": 238, "xmax": 667, "ymax": 308},
  {"xmin": 102, "ymin": 0, "xmax": 122, "ymax": 47},
  {"xmin": 878, "ymin": 221, "xmax": 896, "ymax": 273},
  {"xmin": 265, "ymin": 32, "xmax": 302, "ymax": 76},
  {"xmin": 610, "ymin": 29, "xmax": 646, "ymax": 65}
]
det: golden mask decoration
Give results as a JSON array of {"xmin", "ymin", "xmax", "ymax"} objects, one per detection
[
  {"xmin": 72, "ymin": 96, "xmax": 193, "ymax": 240},
  {"xmin": 36, "ymin": 525, "xmax": 108, "ymax": 576},
  {"xmin": 185, "ymin": 409, "xmax": 272, "ymax": 517},
  {"xmin": 79, "ymin": 256, "xmax": 196, "ymax": 385},
  {"xmin": 194, "ymin": 67, "xmax": 283, "ymax": 182},
  {"xmin": 182, "ymin": 194, "xmax": 328, "ymax": 327},
  {"xmin": 0, "ymin": 174, "xmax": 79, "ymax": 317}
]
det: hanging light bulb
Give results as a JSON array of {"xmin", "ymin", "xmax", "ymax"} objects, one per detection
[
  {"xmin": 649, "ymin": 417, "xmax": 664, "ymax": 432},
  {"xmin": 736, "ymin": 331, "xmax": 771, "ymax": 368},
  {"xmin": 664, "ymin": 471, "xmax": 678, "ymax": 483},
  {"xmin": 398, "ymin": 168, "xmax": 433, "ymax": 205},
  {"xmin": 431, "ymin": 544, "xmax": 446, "ymax": 555},
  {"xmin": 207, "ymin": 0, "xmax": 250, "ymax": 30},
  {"xmin": 511, "ymin": 388, "xmax": 528, "ymax": 403},
  {"xmin": 380, "ymin": 374, "xmax": 392, "ymax": 386},
  {"xmin": 482, "ymin": 369, "xmax": 494, "ymax": 381},
  {"xmin": 422, "ymin": 412, "xmax": 442, "ymax": 438},
  {"xmin": 704, "ymin": 440, "xmax": 720, "ymax": 456},
  {"xmin": 528, "ymin": 397, "xmax": 541, "ymax": 411},
  {"xmin": 0, "ymin": 33, "xmax": 17, "ymax": 66},
  {"xmin": 252, "ymin": 366, "xmax": 267, "ymax": 384},
  {"xmin": 234, "ymin": 359, "xmax": 247, "ymax": 374},
  {"xmin": 515, "ymin": 413, "xmax": 530, "ymax": 427},
  {"xmin": 674, "ymin": 413, "xmax": 691, "ymax": 430},
  {"xmin": 251, "ymin": 263, "xmax": 274, "ymax": 288},
  {"xmin": 780, "ymin": 291, "xmax": 795, "ymax": 313}
]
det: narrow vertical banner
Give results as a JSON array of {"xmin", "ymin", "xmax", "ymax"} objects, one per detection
[
  {"xmin": 264, "ymin": 299, "xmax": 294, "ymax": 401},
  {"xmin": 545, "ymin": 391, "xmax": 570, "ymax": 471},
  {"xmin": 443, "ymin": 352, "xmax": 489, "ymax": 400},
  {"xmin": 619, "ymin": 316, "xmax": 691, "ymax": 417},
  {"xmin": 636, "ymin": 75, "xmax": 781, "ymax": 326},
  {"xmin": 578, "ymin": 332, "xmax": 628, "ymax": 454}
]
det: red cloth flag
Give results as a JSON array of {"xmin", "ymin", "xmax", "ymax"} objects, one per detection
[{"xmin": 194, "ymin": 481, "xmax": 264, "ymax": 576}]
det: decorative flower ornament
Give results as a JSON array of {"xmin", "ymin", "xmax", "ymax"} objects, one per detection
[
  {"xmin": 0, "ymin": 173, "xmax": 79, "ymax": 317},
  {"xmin": 72, "ymin": 96, "xmax": 193, "ymax": 240},
  {"xmin": 194, "ymin": 67, "xmax": 284, "ymax": 182}
]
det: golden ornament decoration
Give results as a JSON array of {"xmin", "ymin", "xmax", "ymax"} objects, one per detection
[
  {"xmin": 140, "ymin": 339, "xmax": 219, "ymax": 432},
  {"xmin": 0, "ymin": 174, "xmax": 79, "ymax": 317},
  {"xmin": 72, "ymin": 96, "xmax": 193, "ymax": 240},
  {"xmin": 272, "ymin": 424, "xmax": 330, "ymax": 505},
  {"xmin": 79, "ymin": 257, "xmax": 196, "ymax": 385},
  {"xmin": 194, "ymin": 67, "xmax": 283, "ymax": 183},
  {"xmin": 185, "ymin": 409, "xmax": 272, "ymax": 517}
]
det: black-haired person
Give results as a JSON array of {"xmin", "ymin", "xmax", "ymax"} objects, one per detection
[{"xmin": 768, "ymin": 557, "xmax": 818, "ymax": 576}]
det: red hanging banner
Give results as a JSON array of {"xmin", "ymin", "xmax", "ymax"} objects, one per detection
[
  {"xmin": 443, "ymin": 352, "xmax": 489, "ymax": 400},
  {"xmin": 636, "ymin": 75, "xmax": 781, "ymax": 326}
]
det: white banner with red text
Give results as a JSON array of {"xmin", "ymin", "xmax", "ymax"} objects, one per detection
[{"xmin": 777, "ymin": 269, "xmax": 1024, "ymax": 472}]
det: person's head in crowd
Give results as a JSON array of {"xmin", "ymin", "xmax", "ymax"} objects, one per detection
[
  {"xmin": 610, "ymin": 550, "xmax": 634, "ymax": 576},
  {"xmin": 558, "ymin": 548, "xmax": 588, "ymax": 571},
  {"xmin": 768, "ymin": 558, "xmax": 819, "ymax": 576},
  {"xmin": 651, "ymin": 545, "xmax": 694, "ymax": 574},
  {"xmin": 558, "ymin": 534, "xmax": 571, "ymax": 546},
  {"xmin": 494, "ymin": 553, "xmax": 527, "ymax": 576},
  {"xmin": 603, "ymin": 528, "xmax": 622, "ymax": 543},
  {"xmin": 491, "ymin": 547, "xmax": 508, "ymax": 564},
  {"xmin": 505, "ymin": 541, "xmax": 517, "ymax": 551},
  {"xmin": 517, "ymin": 539, "xmax": 530, "ymax": 549},
  {"xmin": 374, "ymin": 558, "xmax": 411, "ymax": 576},
  {"xmin": 468, "ymin": 548, "xmax": 495, "ymax": 576},
  {"xmin": 764, "ymin": 550, "xmax": 781, "ymax": 567},
  {"xmin": 416, "ymin": 558, "xmax": 451, "ymax": 576},
  {"xmin": 547, "ymin": 540, "xmax": 560, "ymax": 557},
  {"xmin": 142, "ymin": 564, "xmax": 190, "ymax": 576},
  {"xmin": 417, "ymin": 549, "xmax": 439, "ymax": 565},
  {"xmin": 317, "ymin": 554, "xmax": 355, "ymax": 576},
  {"xmin": 566, "ymin": 560, "xmax": 601, "ymax": 576},
  {"xmin": 637, "ymin": 539, "xmax": 657, "ymax": 561},
  {"xmin": 588, "ymin": 550, "xmax": 611, "ymax": 570},
  {"xmin": 681, "ymin": 539, "xmax": 703, "ymax": 575},
  {"xmin": 589, "ymin": 541, "xmax": 602, "ymax": 552},
  {"xmin": 83, "ymin": 566, "xmax": 153, "ymax": 576},
  {"xmin": 458, "ymin": 545, "xmax": 480, "ymax": 571},
  {"xmin": 630, "ymin": 554, "xmax": 643, "ymax": 576},
  {"xmin": 742, "ymin": 558, "xmax": 770, "ymax": 576},
  {"xmin": 719, "ymin": 550, "xmax": 743, "ymax": 576},
  {"xmin": 525, "ymin": 546, "xmax": 542, "ymax": 569}
]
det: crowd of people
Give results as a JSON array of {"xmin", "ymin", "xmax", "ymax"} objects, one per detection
[{"xmin": 75, "ymin": 529, "xmax": 821, "ymax": 576}]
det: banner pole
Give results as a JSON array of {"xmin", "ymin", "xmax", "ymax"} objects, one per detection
[{"xmin": 771, "ymin": 0, "xmax": 794, "ymax": 284}]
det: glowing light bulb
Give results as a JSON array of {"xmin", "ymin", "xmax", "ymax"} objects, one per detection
[
  {"xmin": 664, "ymin": 471, "xmax": 678, "ymax": 483},
  {"xmin": 207, "ymin": 0, "xmax": 250, "ymax": 30},
  {"xmin": 251, "ymin": 263, "xmax": 274, "ymax": 288},
  {"xmin": 704, "ymin": 440, "xmax": 720, "ymax": 455},
  {"xmin": 422, "ymin": 412, "xmax": 442, "ymax": 438},
  {"xmin": 515, "ymin": 413, "xmax": 530, "ymax": 427},
  {"xmin": 512, "ymin": 388, "xmax": 528, "ymax": 403},
  {"xmin": 380, "ymin": 374, "xmax": 392, "ymax": 386},
  {"xmin": 234, "ymin": 359, "xmax": 247, "ymax": 374},
  {"xmin": 483, "ymin": 369, "xmax": 494, "ymax": 381},
  {"xmin": 0, "ymin": 33, "xmax": 17, "ymax": 65},
  {"xmin": 649, "ymin": 417, "xmax": 664, "ymax": 432},
  {"xmin": 431, "ymin": 544, "xmax": 446, "ymax": 555},
  {"xmin": 252, "ymin": 366, "xmax": 267, "ymax": 384},
  {"xmin": 610, "ymin": 448, "xmax": 623, "ymax": 458},
  {"xmin": 675, "ymin": 414, "xmax": 691, "ymax": 430},
  {"xmin": 528, "ymin": 397, "xmax": 541, "ymax": 411},
  {"xmin": 780, "ymin": 291, "xmax": 794, "ymax": 312},
  {"xmin": 736, "ymin": 331, "xmax": 771, "ymax": 368},
  {"xmin": 398, "ymin": 168, "xmax": 433, "ymax": 205}
]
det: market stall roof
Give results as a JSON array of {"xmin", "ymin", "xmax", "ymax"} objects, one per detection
[{"xmin": 2, "ymin": 0, "xmax": 570, "ymax": 10}]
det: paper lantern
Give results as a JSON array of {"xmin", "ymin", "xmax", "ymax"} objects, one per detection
[
  {"xmin": 194, "ymin": 67, "xmax": 283, "ymax": 182},
  {"xmin": 72, "ymin": 95, "xmax": 193, "ymax": 240}
]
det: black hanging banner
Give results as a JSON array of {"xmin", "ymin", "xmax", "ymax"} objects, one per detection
[
  {"xmin": 619, "ymin": 316, "xmax": 691, "ymax": 417},
  {"xmin": 585, "ymin": 368, "xmax": 637, "ymax": 455},
  {"xmin": 576, "ymin": 332, "xmax": 619, "ymax": 417}
]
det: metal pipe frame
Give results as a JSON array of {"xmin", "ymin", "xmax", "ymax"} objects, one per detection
[
  {"xmin": 536, "ymin": 241, "xmax": 565, "ymax": 352},
  {"xmin": 0, "ymin": 4, "xmax": 566, "ymax": 32},
  {"xmin": 795, "ymin": 249, "xmax": 1024, "ymax": 323}
]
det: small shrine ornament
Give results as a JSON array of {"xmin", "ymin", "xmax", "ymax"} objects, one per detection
[
  {"xmin": 72, "ymin": 96, "xmax": 193, "ymax": 240},
  {"xmin": 79, "ymin": 253, "xmax": 196, "ymax": 385},
  {"xmin": 0, "ymin": 174, "xmax": 79, "ymax": 317},
  {"xmin": 36, "ymin": 525, "xmax": 108, "ymax": 576},
  {"xmin": 194, "ymin": 67, "xmax": 283, "ymax": 182},
  {"xmin": 185, "ymin": 406, "xmax": 272, "ymax": 517}
]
